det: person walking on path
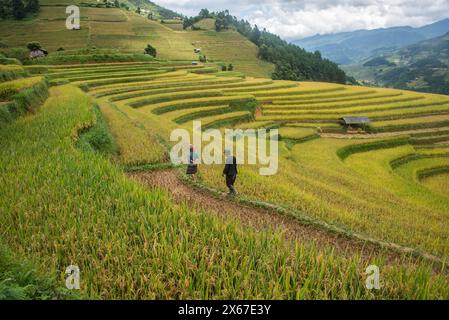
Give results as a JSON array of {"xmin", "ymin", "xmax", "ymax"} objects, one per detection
[
  {"xmin": 222, "ymin": 148, "xmax": 238, "ymax": 195},
  {"xmin": 186, "ymin": 144, "xmax": 199, "ymax": 180}
]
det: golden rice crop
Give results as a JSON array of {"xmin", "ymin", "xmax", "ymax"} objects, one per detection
[
  {"xmin": 98, "ymin": 100, "xmax": 167, "ymax": 166},
  {"xmin": 5, "ymin": 85, "xmax": 448, "ymax": 299},
  {"xmin": 0, "ymin": 76, "xmax": 44, "ymax": 100}
]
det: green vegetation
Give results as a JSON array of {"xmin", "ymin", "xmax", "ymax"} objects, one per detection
[
  {"xmin": 0, "ymin": 243, "xmax": 76, "ymax": 300},
  {"xmin": 76, "ymin": 104, "xmax": 118, "ymax": 156},
  {"xmin": 0, "ymin": 0, "xmax": 40, "ymax": 20},
  {"xmin": 184, "ymin": 9, "xmax": 351, "ymax": 84},
  {"xmin": 0, "ymin": 75, "xmax": 48, "ymax": 124},
  {"xmin": 1, "ymin": 3, "xmax": 449, "ymax": 300}
]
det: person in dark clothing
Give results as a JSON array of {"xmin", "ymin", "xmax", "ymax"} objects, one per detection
[
  {"xmin": 186, "ymin": 144, "xmax": 199, "ymax": 180},
  {"xmin": 222, "ymin": 149, "xmax": 237, "ymax": 195}
]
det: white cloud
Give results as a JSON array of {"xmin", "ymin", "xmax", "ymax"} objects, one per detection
[{"xmin": 154, "ymin": 0, "xmax": 449, "ymax": 39}]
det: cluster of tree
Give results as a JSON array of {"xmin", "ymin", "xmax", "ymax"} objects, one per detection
[
  {"xmin": 221, "ymin": 64, "xmax": 234, "ymax": 72},
  {"xmin": 363, "ymin": 57, "xmax": 396, "ymax": 67},
  {"xmin": 129, "ymin": 0, "xmax": 182, "ymax": 19},
  {"xmin": 183, "ymin": 8, "xmax": 213, "ymax": 30},
  {"xmin": 0, "ymin": 0, "xmax": 40, "ymax": 20},
  {"xmin": 185, "ymin": 9, "xmax": 352, "ymax": 84}
]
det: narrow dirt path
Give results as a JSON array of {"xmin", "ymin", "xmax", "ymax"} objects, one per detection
[{"xmin": 128, "ymin": 169, "xmax": 411, "ymax": 265}]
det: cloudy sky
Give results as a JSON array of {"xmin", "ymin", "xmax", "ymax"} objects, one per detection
[{"xmin": 154, "ymin": 0, "xmax": 449, "ymax": 40}]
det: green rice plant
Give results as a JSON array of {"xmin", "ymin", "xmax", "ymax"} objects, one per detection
[
  {"xmin": 273, "ymin": 91, "xmax": 398, "ymax": 104},
  {"xmin": 24, "ymin": 66, "xmax": 49, "ymax": 75},
  {"xmin": 0, "ymin": 242, "xmax": 77, "ymax": 300},
  {"xmin": 0, "ymin": 77, "xmax": 48, "ymax": 125},
  {"xmin": 253, "ymin": 86, "xmax": 345, "ymax": 97},
  {"xmin": 390, "ymin": 153, "xmax": 449, "ymax": 169},
  {"xmin": 336, "ymin": 137, "xmax": 411, "ymax": 160},
  {"xmin": 46, "ymin": 61, "xmax": 161, "ymax": 71},
  {"xmin": 78, "ymin": 70, "xmax": 187, "ymax": 89},
  {"xmin": 98, "ymin": 100, "xmax": 167, "ymax": 166},
  {"xmin": 201, "ymin": 111, "xmax": 253, "ymax": 129},
  {"xmin": 420, "ymin": 170, "xmax": 449, "ymax": 197},
  {"xmin": 76, "ymin": 104, "xmax": 119, "ymax": 157},
  {"xmin": 0, "ymin": 76, "xmax": 44, "ymax": 100},
  {"xmin": 24, "ymin": 52, "xmax": 156, "ymax": 65},
  {"xmin": 278, "ymin": 127, "xmax": 318, "ymax": 140},
  {"xmin": 108, "ymin": 79, "xmax": 260, "ymax": 102},
  {"xmin": 0, "ymin": 65, "xmax": 27, "ymax": 83},
  {"xmin": 47, "ymin": 65, "xmax": 161, "ymax": 79},
  {"xmin": 264, "ymin": 96, "xmax": 426, "ymax": 111},
  {"xmin": 223, "ymin": 82, "xmax": 297, "ymax": 94},
  {"xmin": 146, "ymin": 96, "xmax": 255, "ymax": 114},
  {"xmin": 173, "ymin": 105, "xmax": 230, "ymax": 124},
  {"xmin": 61, "ymin": 69, "xmax": 173, "ymax": 83},
  {"xmin": 125, "ymin": 89, "xmax": 225, "ymax": 107}
]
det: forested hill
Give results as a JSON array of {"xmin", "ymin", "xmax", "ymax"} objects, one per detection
[{"xmin": 184, "ymin": 10, "xmax": 353, "ymax": 85}]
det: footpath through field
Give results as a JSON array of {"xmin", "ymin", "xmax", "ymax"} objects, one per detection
[{"xmin": 128, "ymin": 169, "xmax": 441, "ymax": 268}]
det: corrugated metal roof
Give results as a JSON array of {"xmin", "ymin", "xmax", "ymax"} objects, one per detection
[{"xmin": 341, "ymin": 116, "xmax": 371, "ymax": 125}]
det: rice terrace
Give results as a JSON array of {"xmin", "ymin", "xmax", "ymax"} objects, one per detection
[{"xmin": 0, "ymin": 0, "xmax": 448, "ymax": 302}]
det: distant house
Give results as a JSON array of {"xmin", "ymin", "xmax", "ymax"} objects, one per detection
[
  {"xmin": 341, "ymin": 116, "xmax": 371, "ymax": 131},
  {"xmin": 191, "ymin": 61, "xmax": 199, "ymax": 65},
  {"xmin": 194, "ymin": 48, "xmax": 201, "ymax": 53},
  {"xmin": 29, "ymin": 49, "xmax": 48, "ymax": 59}
]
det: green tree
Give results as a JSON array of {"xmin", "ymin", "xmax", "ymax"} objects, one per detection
[
  {"xmin": 12, "ymin": 0, "xmax": 26, "ymax": 20},
  {"xmin": 221, "ymin": 65, "xmax": 227, "ymax": 72},
  {"xmin": 228, "ymin": 64, "xmax": 234, "ymax": 71},
  {"xmin": 0, "ymin": 0, "xmax": 9, "ymax": 18},
  {"xmin": 114, "ymin": 0, "xmax": 120, "ymax": 8},
  {"xmin": 144, "ymin": 44, "xmax": 157, "ymax": 57},
  {"xmin": 26, "ymin": 0, "xmax": 40, "ymax": 14},
  {"xmin": 199, "ymin": 8, "xmax": 210, "ymax": 19},
  {"xmin": 136, "ymin": 7, "xmax": 141, "ymax": 14},
  {"xmin": 26, "ymin": 41, "xmax": 42, "ymax": 51}
]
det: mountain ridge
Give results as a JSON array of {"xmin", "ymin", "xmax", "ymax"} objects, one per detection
[
  {"xmin": 342, "ymin": 31, "xmax": 449, "ymax": 94},
  {"xmin": 293, "ymin": 18, "xmax": 449, "ymax": 65}
]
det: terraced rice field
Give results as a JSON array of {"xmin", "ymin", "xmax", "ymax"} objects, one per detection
[
  {"xmin": 0, "ymin": 4, "xmax": 273, "ymax": 77},
  {"xmin": 43, "ymin": 60, "xmax": 449, "ymax": 262},
  {"xmin": 2, "ymin": 58, "xmax": 448, "ymax": 299}
]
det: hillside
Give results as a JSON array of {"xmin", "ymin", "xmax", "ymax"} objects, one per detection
[
  {"xmin": 0, "ymin": 2, "xmax": 274, "ymax": 77},
  {"xmin": 343, "ymin": 32, "xmax": 449, "ymax": 94},
  {"xmin": 1, "ymin": 1, "xmax": 449, "ymax": 301},
  {"xmin": 1, "ymin": 59, "xmax": 449, "ymax": 299},
  {"xmin": 293, "ymin": 19, "xmax": 449, "ymax": 65}
]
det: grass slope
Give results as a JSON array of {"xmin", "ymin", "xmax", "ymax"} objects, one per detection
[{"xmin": 0, "ymin": 6, "xmax": 273, "ymax": 77}]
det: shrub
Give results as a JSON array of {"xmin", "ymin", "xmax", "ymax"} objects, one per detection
[
  {"xmin": 336, "ymin": 137, "xmax": 411, "ymax": 160},
  {"xmin": 144, "ymin": 44, "xmax": 157, "ymax": 57},
  {"xmin": 26, "ymin": 42, "xmax": 42, "ymax": 52},
  {"xmin": 3, "ymin": 48, "xmax": 29, "ymax": 63}
]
